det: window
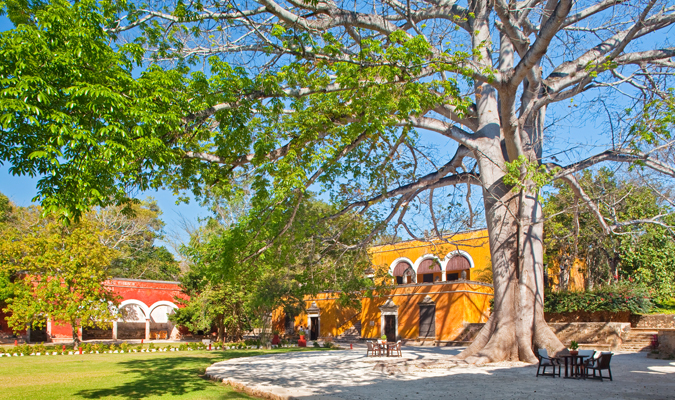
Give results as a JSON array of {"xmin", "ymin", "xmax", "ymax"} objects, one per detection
[
  {"xmin": 447, "ymin": 273, "xmax": 459, "ymax": 281},
  {"xmin": 396, "ymin": 276, "xmax": 404, "ymax": 285},
  {"xmin": 422, "ymin": 273, "xmax": 434, "ymax": 283}
]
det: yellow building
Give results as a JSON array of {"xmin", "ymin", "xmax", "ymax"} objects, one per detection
[{"xmin": 275, "ymin": 229, "xmax": 494, "ymax": 343}]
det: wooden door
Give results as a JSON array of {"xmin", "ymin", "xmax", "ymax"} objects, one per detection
[
  {"xmin": 310, "ymin": 317, "xmax": 319, "ymax": 340},
  {"xmin": 419, "ymin": 304, "xmax": 436, "ymax": 338},
  {"xmin": 384, "ymin": 315, "xmax": 396, "ymax": 341}
]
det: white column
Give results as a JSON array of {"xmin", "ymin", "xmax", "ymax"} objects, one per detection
[
  {"xmin": 145, "ymin": 319, "xmax": 150, "ymax": 340},
  {"xmin": 112, "ymin": 321, "xmax": 118, "ymax": 340}
]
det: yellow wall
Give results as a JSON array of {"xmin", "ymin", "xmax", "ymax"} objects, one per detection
[
  {"xmin": 274, "ymin": 230, "xmax": 494, "ymax": 342},
  {"xmin": 369, "ymin": 229, "xmax": 492, "ymax": 285},
  {"xmin": 360, "ymin": 281, "xmax": 492, "ymax": 341}
]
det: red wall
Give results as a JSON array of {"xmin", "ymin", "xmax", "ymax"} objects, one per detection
[{"xmin": 47, "ymin": 278, "xmax": 187, "ymax": 341}]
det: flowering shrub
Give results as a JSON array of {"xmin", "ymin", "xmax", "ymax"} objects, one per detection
[{"xmin": 544, "ymin": 283, "xmax": 654, "ymax": 314}]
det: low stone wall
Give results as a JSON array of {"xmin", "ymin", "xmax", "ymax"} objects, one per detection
[
  {"xmin": 631, "ymin": 314, "xmax": 675, "ymax": 329},
  {"xmin": 548, "ymin": 322, "xmax": 630, "ymax": 351},
  {"xmin": 659, "ymin": 331, "xmax": 675, "ymax": 354}
]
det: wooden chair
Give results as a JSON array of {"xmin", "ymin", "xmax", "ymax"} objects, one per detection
[
  {"xmin": 159, "ymin": 331, "xmax": 168, "ymax": 340},
  {"xmin": 584, "ymin": 352, "xmax": 613, "ymax": 381},
  {"xmin": 536, "ymin": 348, "xmax": 560, "ymax": 378},
  {"xmin": 389, "ymin": 341, "xmax": 402, "ymax": 357},
  {"xmin": 366, "ymin": 341, "xmax": 380, "ymax": 357}
]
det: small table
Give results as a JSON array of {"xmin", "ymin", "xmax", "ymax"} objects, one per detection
[{"xmin": 559, "ymin": 354, "xmax": 589, "ymax": 378}]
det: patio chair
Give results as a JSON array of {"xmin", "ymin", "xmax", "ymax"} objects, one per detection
[
  {"xmin": 536, "ymin": 348, "xmax": 561, "ymax": 378},
  {"xmin": 584, "ymin": 352, "xmax": 613, "ymax": 381},
  {"xmin": 366, "ymin": 341, "xmax": 380, "ymax": 357},
  {"xmin": 389, "ymin": 341, "xmax": 402, "ymax": 357},
  {"xmin": 576, "ymin": 350, "xmax": 595, "ymax": 377}
]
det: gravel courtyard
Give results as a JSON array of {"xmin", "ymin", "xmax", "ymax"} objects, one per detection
[{"xmin": 205, "ymin": 346, "xmax": 675, "ymax": 400}]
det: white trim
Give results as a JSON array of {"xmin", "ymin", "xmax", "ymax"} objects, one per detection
[
  {"xmin": 442, "ymin": 250, "xmax": 475, "ymax": 271},
  {"xmin": 412, "ymin": 254, "xmax": 442, "ymax": 274},
  {"xmin": 148, "ymin": 300, "xmax": 179, "ymax": 314},
  {"xmin": 388, "ymin": 257, "xmax": 414, "ymax": 276},
  {"xmin": 379, "ymin": 309, "xmax": 399, "ymax": 341},
  {"xmin": 119, "ymin": 300, "xmax": 149, "ymax": 321}
]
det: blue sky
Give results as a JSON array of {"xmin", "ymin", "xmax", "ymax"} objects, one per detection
[{"xmin": 1, "ymin": 6, "xmax": 668, "ymax": 249}]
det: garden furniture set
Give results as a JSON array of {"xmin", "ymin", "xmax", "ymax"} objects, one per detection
[
  {"xmin": 536, "ymin": 348, "xmax": 613, "ymax": 381},
  {"xmin": 366, "ymin": 341, "xmax": 402, "ymax": 357}
]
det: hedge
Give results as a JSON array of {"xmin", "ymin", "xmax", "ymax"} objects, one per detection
[{"xmin": 544, "ymin": 283, "xmax": 654, "ymax": 314}]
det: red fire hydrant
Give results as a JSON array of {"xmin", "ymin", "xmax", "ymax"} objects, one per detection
[{"xmin": 78, "ymin": 346, "xmax": 82, "ymax": 355}]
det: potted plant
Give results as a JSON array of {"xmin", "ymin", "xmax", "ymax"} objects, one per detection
[
  {"xmin": 380, "ymin": 335, "xmax": 387, "ymax": 345},
  {"xmin": 569, "ymin": 340, "xmax": 579, "ymax": 356},
  {"xmin": 298, "ymin": 328, "xmax": 307, "ymax": 347},
  {"xmin": 272, "ymin": 330, "xmax": 280, "ymax": 345}
]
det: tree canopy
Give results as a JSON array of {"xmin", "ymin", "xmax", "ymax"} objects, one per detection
[
  {"xmin": 544, "ymin": 168, "xmax": 675, "ymax": 301},
  {"xmin": 2, "ymin": 0, "xmax": 675, "ymax": 362}
]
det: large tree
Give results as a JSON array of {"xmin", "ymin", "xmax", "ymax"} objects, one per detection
[{"xmin": 2, "ymin": 0, "xmax": 675, "ymax": 362}]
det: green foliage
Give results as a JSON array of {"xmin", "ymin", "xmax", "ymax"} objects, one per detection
[
  {"xmin": 544, "ymin": 283, "xmax": 654, "ymax": 314},
  {"xmin": 312, "ymin": 341, "xmax": 320, "ymax": 348},
  {"xmin": 569, "ymin": 340, "xmax": 579, "ymax": 350},
  {"xmin": 543, "ymin": 169, "xmax": 675, "ymax": 300},
  {"xmin": 0, "ymin": 209, "xmax": 120, "ymax": 338},
  {"xmin": 504, "ymin": 155, "xmax": 557, "ymax": 193}
]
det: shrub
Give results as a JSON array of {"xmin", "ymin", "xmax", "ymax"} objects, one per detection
[
  {"xmin": 313, "ymin": 341, "xmax": 320, "ymax": 348},
  {"xmin": 544, "ymin": 282, "xmax": 654, "ymax": 314},
  {"xmin": 120, "ymin": 342, "xmax": 129, "ymax": 352},
  {"xmin": 35, "ymin": 343, "xmax": 46, "ymax": 354},
  {"xmin": 188, "ymin": 342, "xmax": 198, "ymax": 350},
  {"xmin": 148, "ymin": 342, "xmax": 155, "ymax": 350},
  {"xmin": 214, "ymin": 341, "xmax": 223, "ymax": 349},
  {"xmin": 179, "ymin": 343, "xmax": 187, "ymax": 351},
  {"xmin": 165, "ymin": 344, "xmax": 172, "ymax": 351},
  {"xmin": 323, "ymin": 341, "xmax": 334, "ymax": 349},
  {"xmin": 0, "ymin": 347, "xmax": 5, "ymax": 354},
  {"xmin": 110, "ymin": 344, "xmax": 118, "ymax": 352}
]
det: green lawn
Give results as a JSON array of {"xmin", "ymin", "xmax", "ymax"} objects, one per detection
[{"xmin": 0, "ymin": 348, "xmax": 318, "ymax": 400}]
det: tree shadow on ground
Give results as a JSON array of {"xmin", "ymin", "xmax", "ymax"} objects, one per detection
[{"xmin": 74, "ymin": 351, "xmax": 279, "ymax": 399}]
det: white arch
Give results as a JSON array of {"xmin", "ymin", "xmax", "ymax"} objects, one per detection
[
  {"xmin": 388, "ymin": 257, "xmax": 415, "ymax": 276},
  {"xmin": 148, "ymin": 300, "xmax": 179, "ymax": 315},
  {"xmin": 118, "ymin": 299, "xmax": 149, "ymax": 322},
  {"xmin": 441, "ymin": 250, "xmax": 475, "ymax": 271},
  {"xmin": 413, "ymin": 254, "xmax": 442, "ymax": 274}
]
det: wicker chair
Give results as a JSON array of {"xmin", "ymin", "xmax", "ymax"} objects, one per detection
[
  {"xmin": 584, "ymin": 352, "xmax": 613, "ymax": 381},
  {"xmin": 536, "ymin": 348, "xmax": 561, "ymax": 378},
  {"xmin": 366, "ymin": 341, "xmax": 380, "ymax": 357}
]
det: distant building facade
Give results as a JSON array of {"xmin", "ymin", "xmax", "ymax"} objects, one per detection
[
  {"xmin": 1, "ymin": 278, "xmax": 185, "ymax": 343},
  {"xmin": 275, "ymin": 229, "xmax": 494, "ymax": 343}
]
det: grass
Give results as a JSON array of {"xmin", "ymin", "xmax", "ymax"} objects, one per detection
[
  {"xmin": 653, "ymin": 298, "xmax": 675, "ymax": 314},
  {"xmin": 0, "ymin": 347, "xmax": 322, "ymax": 400}
]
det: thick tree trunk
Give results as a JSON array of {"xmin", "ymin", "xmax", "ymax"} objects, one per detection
[
  {"xmin": 71, "ymin": 320, "xmax": 80, "ymax": 346},
  {"xmin": 457, "ymin": 144, "xmax": 564, "ymax": 364}
]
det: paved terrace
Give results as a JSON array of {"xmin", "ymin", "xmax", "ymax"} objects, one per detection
[{"xmin": 206, "ymin": 346, "xmax": 675, "ymax": 400}]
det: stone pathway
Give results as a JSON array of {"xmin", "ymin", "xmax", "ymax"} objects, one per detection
[{"xmin": 205, "ymin": 347, "xmax": 675, "ymax": 399}]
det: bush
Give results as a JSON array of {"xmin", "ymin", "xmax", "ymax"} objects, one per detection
[
  {"xmin": 179, "ymin": 343, "xmax": 187, "ymax": 351},
  {"xmin": 323, "ymin": 341, "xmax": 334, "ymax": 349},
  {"xmin": 120, "ymin": 342, "xmax": 129, "ymax": 352},
  {"xmin": 165, "ymin": 344, "xmax": 172, "ymax": 351},
  {"xmin": 312, "ymin": 341, "xmax": 320, "ymax": 348},
  {"xmin": 34, "ymin": 343, "xmax": 46, "ymax": 354},
  {"xmin": 188, "ymin": 342, "xmax": 198, "ymax": 350},
  {"xmin": 148, "ymin": 342, "xmax": 155, "ymax": 350},
  {"xmin": 544, "ymin": 282, "xmax": 654, "ymax": 314},
  {"xmin": 110, "ymin": 344, "xmax": 118, "ymax": 352}
]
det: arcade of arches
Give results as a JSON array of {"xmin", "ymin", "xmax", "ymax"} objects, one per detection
[{"xmin": 7, "ymin": 278, "xmax": 187, "ymax": 343}]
